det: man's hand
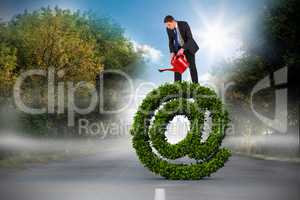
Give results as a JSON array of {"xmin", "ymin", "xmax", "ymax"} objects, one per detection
[
  {"xmin": 170, "ymin": 52, "xmax": 175, "ymax": 60},
  {"xmin": 177, "ymin": 48, "xmax": 184, "ymax": 55}
]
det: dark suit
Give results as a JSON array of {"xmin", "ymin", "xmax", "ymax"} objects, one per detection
[{"xmin": 166, "ymin": 21, "xmax": 199, "ymax": 83}]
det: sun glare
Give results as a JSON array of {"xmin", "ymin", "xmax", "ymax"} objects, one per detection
[
  {"xmin": 202, "ymin": 25, "xmax": 230, "ymax": 53},
  {"xmin": 190, "ymin": 2, "xmax": 244, "ymax": 61},
  {"xmin": 196, "ymin": 22, "xmax": 242, "ymax": 60}
]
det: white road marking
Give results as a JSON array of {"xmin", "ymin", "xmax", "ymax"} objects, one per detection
[{"xmin": 154, "ymin": 188, "xmax": 166, "ymax": 200}]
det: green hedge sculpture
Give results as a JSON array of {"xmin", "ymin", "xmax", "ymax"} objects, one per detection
[{"xmin": 130, "ymin": 82, "xmax": 231, "ymax": 180}]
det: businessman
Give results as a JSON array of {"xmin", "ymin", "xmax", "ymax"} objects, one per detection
[{"xmin": 164, "ymin": 15, "xmax": 199, "ymax": 83}]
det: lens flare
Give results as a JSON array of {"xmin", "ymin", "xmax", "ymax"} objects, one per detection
[{"xmin": 196, "ymin": 22, "xmax": 242, "ymax": 59}]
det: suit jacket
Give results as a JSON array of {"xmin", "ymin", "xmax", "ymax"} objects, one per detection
[{"xmin": 166, "ymin": 21, "xmax": 199, "ymax": 55}]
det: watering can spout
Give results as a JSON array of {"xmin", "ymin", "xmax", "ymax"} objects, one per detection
[
  {"xmin": 158, "ymin": 68, "xmax": 175, "ymax": 72},
  {"xmin": 158, "ymin": 53, "xmax": 190, "ymax": 74}
]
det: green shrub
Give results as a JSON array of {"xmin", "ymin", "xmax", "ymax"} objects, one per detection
[{"xmin": 131, "ymin": 81, "xmax": 231, "ymax": 180}]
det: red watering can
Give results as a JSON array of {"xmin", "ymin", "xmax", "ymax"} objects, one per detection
[{"xmin": 159, "ymin": 53, "xmax": 190, "ymax": 74}]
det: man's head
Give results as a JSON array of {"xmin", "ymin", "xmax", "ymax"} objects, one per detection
[{"xmin": 164, "ymin": 15, "xmax": 176, "ymax": 30}]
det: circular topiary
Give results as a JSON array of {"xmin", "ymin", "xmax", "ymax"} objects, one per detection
[{"xmin": 130, "ymin": 81, "xmax": 231, "ymax": 180}]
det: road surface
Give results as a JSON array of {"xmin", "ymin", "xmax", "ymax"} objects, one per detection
[{"xmin": 0, "ymin": 137, "xmax": 299, "ymax": 200}]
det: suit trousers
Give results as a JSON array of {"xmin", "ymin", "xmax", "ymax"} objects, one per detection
[{"xmin": 174, "ymin": 50, "xmax": 198, "ymax": 83}]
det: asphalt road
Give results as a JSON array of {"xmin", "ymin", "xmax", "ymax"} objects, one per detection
[{"xmin": 0, "ymin": 137, "xmax": 299, "ymax": 200}]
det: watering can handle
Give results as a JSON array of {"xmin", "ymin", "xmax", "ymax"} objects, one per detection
[{"xmin": 174, "ymin": 53, "xmax": 187, "ymax": 62}]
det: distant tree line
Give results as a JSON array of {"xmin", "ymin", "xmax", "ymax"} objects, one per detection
[{"xmin": 0, "ymin": 6, "xmax": 143, "ymax": 136}]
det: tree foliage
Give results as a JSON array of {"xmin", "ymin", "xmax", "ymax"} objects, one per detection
[
  {"xmin": 212, "ymin": 0, "xmax": 300, "ymax": 146},
  {"xmin": 0, "ymin": 6, "xmax": 141, "ymax": 86},
  {"xmin": 0, "ymin": 43, "xmax": 16, "ymax": 98},
  {"xmin": 0, "ymin": 6, "xmax": 142, "ymax": 136},
  {"xmin": 214, "ymin": 0, "xmax": 299, "ymax": 90}
]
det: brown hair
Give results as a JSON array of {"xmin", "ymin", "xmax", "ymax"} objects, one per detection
[{"xmin": 164, "ymin": 15, "xmax": 175, "ymax": 23}]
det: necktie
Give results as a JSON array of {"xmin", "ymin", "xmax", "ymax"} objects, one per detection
[{"xmin": 174, "ymin": 28, "xmax": 179, "ymax": 51}]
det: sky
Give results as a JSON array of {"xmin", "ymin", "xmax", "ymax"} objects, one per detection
[{"xmin": 0, "ymin": 0, "xmax": 271, "ymax": 84}]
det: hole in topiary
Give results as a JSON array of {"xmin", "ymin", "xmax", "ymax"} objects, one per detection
[{"xmin": 165, "ymin": 115, "xmax": 190, "ymax": 144}]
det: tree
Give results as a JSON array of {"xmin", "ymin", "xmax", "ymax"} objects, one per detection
[
  {"xmin": 0, "ymin": 7, "xmax": 142, "ymax": 136},
  {"xmin": 0, "ymin": 43, "xmax": 16, "ymax": 99},
  {"xmin": 212, "ymin": 0, "xmax": 300, "ymax": 155}
]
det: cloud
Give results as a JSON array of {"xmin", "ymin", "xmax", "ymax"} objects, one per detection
[
  {"xmin": 199, "ymin": 72, "xmax": 214, "ymax": 83},
  {"xmin": 132, "ymin": 41, "xmax": 163, "ymax": 63}
]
